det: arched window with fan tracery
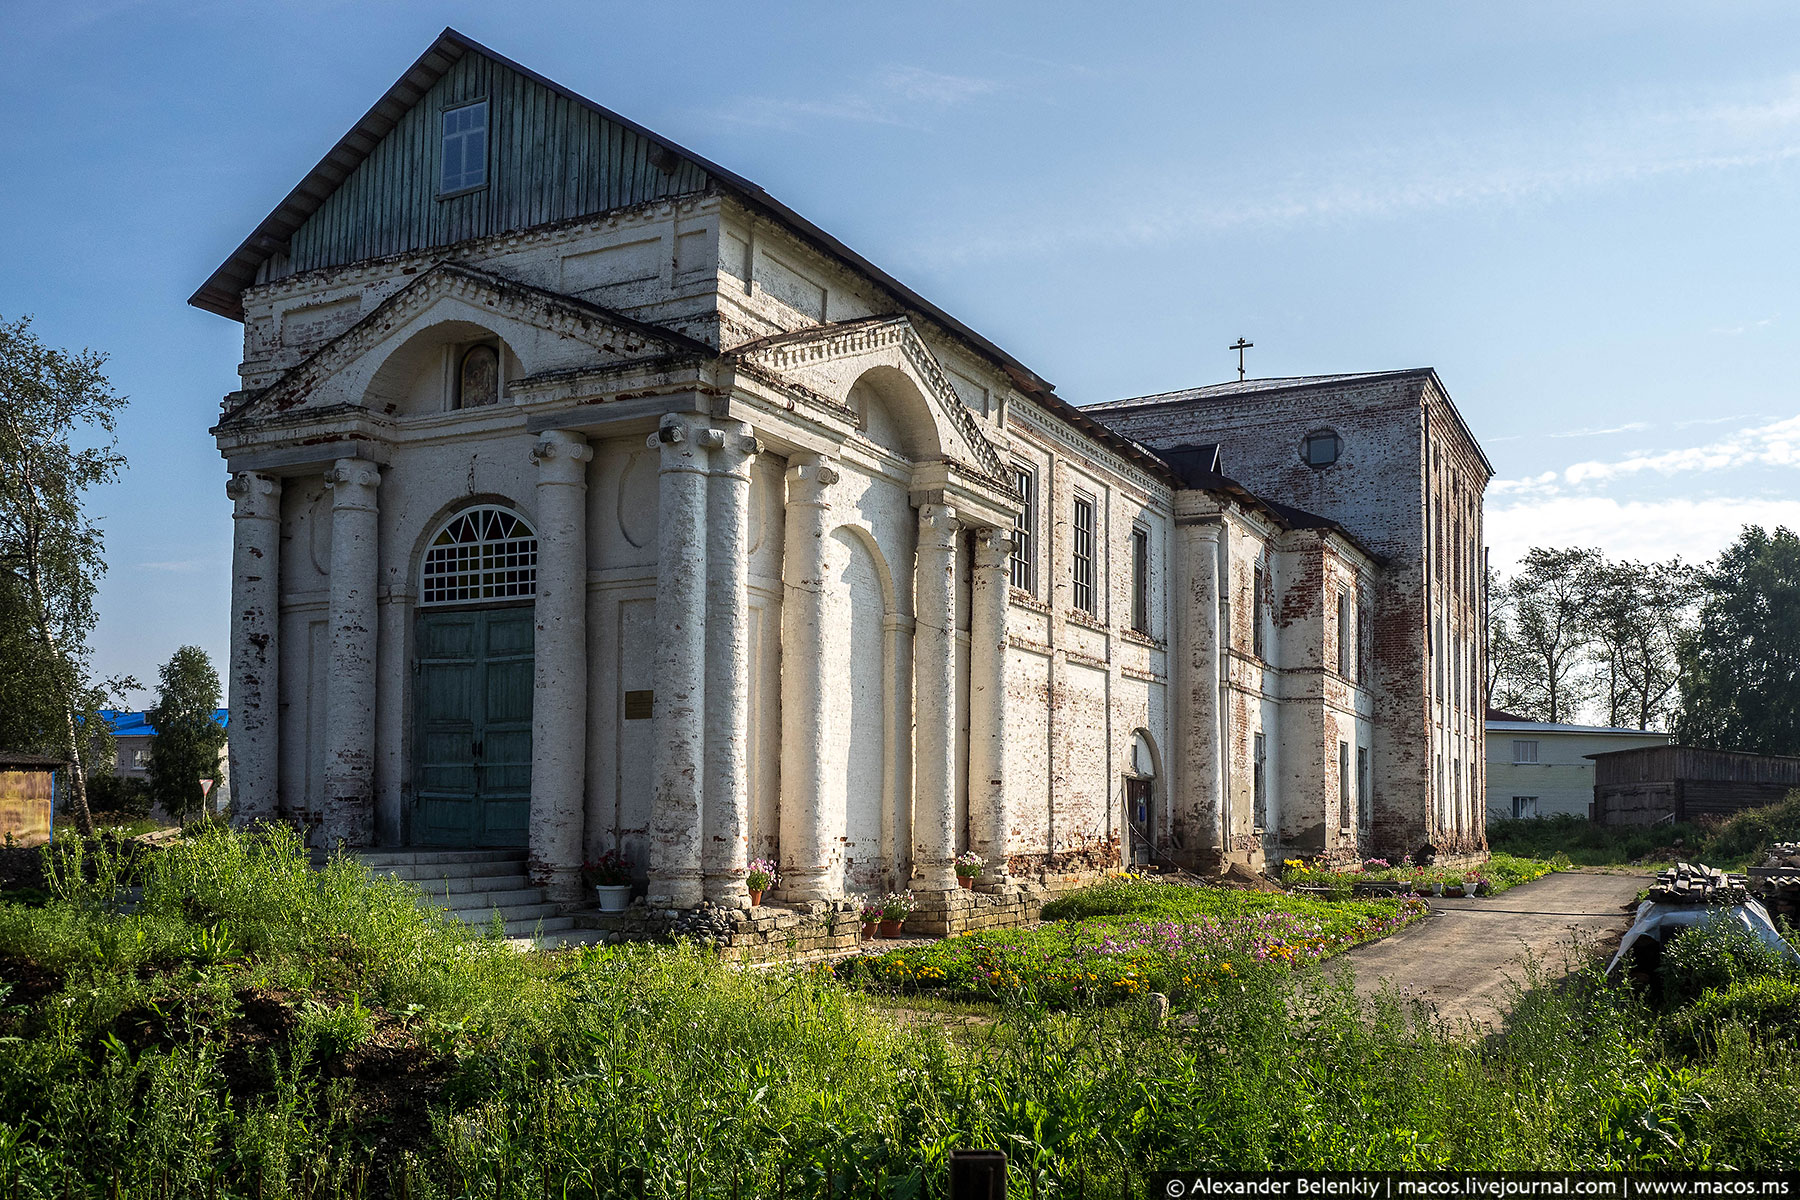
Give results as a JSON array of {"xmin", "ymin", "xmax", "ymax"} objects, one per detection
[{"xmin": 419, "ymin": 506, "xmax": 538, "ymax": 606}]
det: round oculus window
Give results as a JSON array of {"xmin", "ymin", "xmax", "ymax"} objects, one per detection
[{"xmin": 1301, "ymin": 429, "xmax": 1342, "ymax": 469}]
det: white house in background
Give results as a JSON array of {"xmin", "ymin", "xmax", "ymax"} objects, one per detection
[{"xmin": 1484, "ymin": 708, "xmax": 1669, "ymax": 821}]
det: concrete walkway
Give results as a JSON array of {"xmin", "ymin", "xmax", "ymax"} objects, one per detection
[{"xmin": 1336, "ymin": 870, "xmax": 1650, "ymax": 1032}]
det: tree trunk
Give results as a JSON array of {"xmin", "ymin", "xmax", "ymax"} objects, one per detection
[{"xmin": 56, "ymin": 701, "xmax": 94, "ymax": 836}]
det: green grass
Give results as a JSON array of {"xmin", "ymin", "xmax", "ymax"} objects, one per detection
[{"xmin": 0, "ymin": 827, "xmax": 1795, "ymax": 1197}]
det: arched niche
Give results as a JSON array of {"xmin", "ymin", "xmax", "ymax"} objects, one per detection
[
  {"xmin": 363, "ymin": 320, "xmax": 524, "ymax": 417},
  {"xmin": 846, "ymin": 365, "xmax": 943, "ymax": 462}
]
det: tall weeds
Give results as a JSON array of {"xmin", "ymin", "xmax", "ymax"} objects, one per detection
[{"xmin": 0, "ymin": 827, "xmax": 1793, "ymax": 1197}]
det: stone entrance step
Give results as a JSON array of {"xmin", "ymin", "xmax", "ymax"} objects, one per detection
[{"xmin": 351, "ymin": 849, "xmax": 590, "ymax": 947}]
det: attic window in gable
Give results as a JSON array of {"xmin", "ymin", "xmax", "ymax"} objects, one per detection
[{"xmin": 440, "ymin": 100, "xmax": 488, "ymax": 195}]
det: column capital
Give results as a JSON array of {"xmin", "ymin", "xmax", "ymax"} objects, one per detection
[
  {"xmin": 225, "ymin": 471, "xmax": 281, "ymax": 520},
  {"xmin": 785, "ymin": 455, "xmax": 839, "ymax": 498},
  {"xmin": 532, "ymin": 430, "xmax": 594, "ymax": 484},
  {"xmin": 974, "ymin": 527, "xmax": 1014, "ymax": 571},
  {"xmin": 917, "ymin": 503, "xmax": 959, "ymax": 549},
  {"xmin": 324, "ymin": 458, "xmax": 380, "ymax": 509},
  {"xmin": 707, "ymin": 422, "xmax": 763, "ymax": 480},
  {"xmin": 649, "ymin": 414, "xmax": 711, "ymax": 474}
]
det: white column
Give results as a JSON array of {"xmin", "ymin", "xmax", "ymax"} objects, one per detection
[
  {"xmin": 703, "ymin": 423, "xmax": 761, "ymax": 907},
  {"xmin": 529, "ymin": 430, "xmax": 593, "ymax": 902},
  {"xmin": 911, "ymin": 503, "xmax": 960, "ymax": 892},
  {"xmin": 968, "ymin": 527, "xmax": 1012, "ymax": 878},
  {"xmin": 879, "ymin": 612, "xmax": 915, "ymax": 887},
  {"xmin": 225, "ymin": 471, "xmax": 281, "ymax": 827},
  {"xmin": 321, "ymin": 457, "xmax": 380, "ymax": 848},
  {"xmin": 777, "ymin": 455, "xmax": 838, "ymax": 901},
  {"xmin": 1176, "ymin": 513, "xmax": 1226, "ymax": 865},
  {"xmin": 647, "ymin": 415, "xmax": 709, "ymax": 909}
]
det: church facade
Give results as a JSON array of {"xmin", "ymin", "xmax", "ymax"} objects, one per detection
[{"xmin": 197, "ymin": 31, "xmax": 1490, "ymax": 911}]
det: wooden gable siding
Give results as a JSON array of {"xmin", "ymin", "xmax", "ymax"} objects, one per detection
[{"xmin": 271, "ymin": 51, "xmax": 710, "ymax": 282}]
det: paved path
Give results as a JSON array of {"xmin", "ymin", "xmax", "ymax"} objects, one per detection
[{"xmin": 1336, "ymin": 870, "xmax": 1649, "ymax": 1032}]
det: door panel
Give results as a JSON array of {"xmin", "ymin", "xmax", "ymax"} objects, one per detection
[{"xmin": 414, "ymin": 607, "xmax": 534, "ymax": 847}]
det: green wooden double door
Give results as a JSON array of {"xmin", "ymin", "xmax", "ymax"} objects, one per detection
[{"xmin": 414, "ymin": 607, "xmax": 534, "ymax": 847}]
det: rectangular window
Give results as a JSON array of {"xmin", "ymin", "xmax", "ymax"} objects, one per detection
[
  {"xmin": 1336, "ymin": 592, "xmax": 1351, "ymax": 676},
  {"xmin": 1252, "ymin": 732, "xmax": 1267, "ymax": 830},
  {"xmin": 1512, "ymin": 739, "xmax": 1539, "ymax": 765},
  {"xmin": 1512, "ymin": 796, "xmax": 1539, "ymax": 820},
  {"xmin": 1130, "ymin": 527, "xmax": 1150, "ymax": 633},
  {"xmin": 1338, "ymin": 740, "xmax": 1352, "ymax": 828},
  {"xmin": 440, "ymin": 100, "xmax": 489, "ymax": 194},
  {"xmin": 1251, "ymin": 566, "xmax": 1266, "ymax": 659},
  {"xmin": 1358, "ymin": 746, "xmax": 1371, "ymax": 826},
  {"xmin": 1071, "ymin": 493, "xmax": 1095, "ymax": 614},
  {"xmin": 1356, "ymin": 601, "xmax": 1370, "ymax": 685},
  {"xmin": 1010, "ymin": 464, "xmax": 1035, "ymax": 594}
]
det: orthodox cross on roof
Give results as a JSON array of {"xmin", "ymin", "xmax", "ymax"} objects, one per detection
[{"xmin": 1229, "ymin": 337, "xmax": 1253, "ymax": 382}]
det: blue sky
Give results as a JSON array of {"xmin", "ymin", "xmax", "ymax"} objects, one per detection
[{"xmin": 4, "ymin": 0, "xmax": 1800, "ymax": 697}]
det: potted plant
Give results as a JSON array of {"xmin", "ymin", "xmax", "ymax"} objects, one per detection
[
  {"xmin": 859, "ymin": 900, "xmax": 881, "ymax": 941},
  {"xmin": 877, "ymin": 891, "xmax": 914, "ymax": 938},
  {"xmin": 1467, "ymin": 873, "xmax": 1490, "ymax": 897},
  {"xmin": 954, "ymin": 851, "xmax": 984, "ymax": 889},
  {"xmin": 1441, "ymin": 873, "xmax": 1466, "ymax": 898},
  {"xmin": 745, "ymin": 857, "xmax": 777, "ymax": 906},
  {"xmin": 583, "ymin": 850, "xmax": 633, "ymax": 912}
]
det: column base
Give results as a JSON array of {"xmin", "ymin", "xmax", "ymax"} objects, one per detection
[
  {"xmin": 537, "ymin": 864, "xmax": 583, "ymax": 905},
  {"xmin": 909, "ymin": 865, "xmax": 959, "ymax": 893},
  {"xmin": 645, "ymin": 871, "xmax": 706, "ymax": 910},
  {"xmin": 775, "ymin": 867, "xmax": 836, "ymax": 903},
  {"xmin": 703, "ymin": 877, "xmax": 752, "ymax": 909}
]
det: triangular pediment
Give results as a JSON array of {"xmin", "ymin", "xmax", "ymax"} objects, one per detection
[
  {"xmin": 219, "ymin": 263, "xmax": 707, "ymax": 427},
  {"xmin": 732, "ymin": 316, "xmax": 1008, "ymax": 483}
]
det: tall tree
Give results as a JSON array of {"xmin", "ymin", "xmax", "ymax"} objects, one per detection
[
  {"xmin": 1585, "ymin": 558, "xmax": 1698, "ymax": 730},
  {"xmin": 0, "ymin": 315, "xmax": 129, "ymax": 835},
  {"xmin": 1488, "ymin": 546, "xmax": 1602, "ymax": 723},
  {"xmin": 1675, "ymin": 525, "xmax": 1800, "ymax": 755},
  {"xmin": 146, "ymin": 646, "xmax": 226, "ymax": 819}
]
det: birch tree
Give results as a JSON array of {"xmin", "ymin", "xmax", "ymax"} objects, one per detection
[{"xmin": 0, "ymin": 315, "xmax": 129, "ymax": 836}]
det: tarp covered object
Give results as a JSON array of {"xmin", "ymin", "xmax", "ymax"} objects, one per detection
[{"xmin": 1606, "ymin": 897, "xmax": 1800, "ymax": 976}]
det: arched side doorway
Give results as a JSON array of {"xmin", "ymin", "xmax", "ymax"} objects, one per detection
[
  {"xmin": 413, "ymin": 505, "xmax": 538, "ymax": 847},
  {"xmin": 1126, "ymin": 730, "xmax": 1160, "ymax": 867}
]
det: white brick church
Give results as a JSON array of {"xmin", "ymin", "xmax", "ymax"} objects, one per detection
[{"xmin": 198, "ymin": 30, "xmax": 1491, "ymax": 912}]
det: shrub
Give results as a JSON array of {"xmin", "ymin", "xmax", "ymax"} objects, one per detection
[
  {"xmin": 1698, "ymin": 791, "xmax": 1800, "ymax": 864},
  {"xmin": 1659, "ymin": 915, "xmax": 1797, "ymax": 1008},
  {"xmin": 1664, "ymin": 975, "xmax": 1800, "ymax": 1054},
  {"xmin": 84, "ymin": 773, "xmax": 152, "ymax": 818}
]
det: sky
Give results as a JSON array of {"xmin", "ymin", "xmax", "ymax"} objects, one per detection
[{"xmin": 4, "ymin": 0, "xmax": 1800, "ymax": 699}]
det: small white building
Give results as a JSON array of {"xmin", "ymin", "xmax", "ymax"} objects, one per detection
[{"xmin": 1484, "ymin": 709, "xmax": 1669, "ymax": 821}]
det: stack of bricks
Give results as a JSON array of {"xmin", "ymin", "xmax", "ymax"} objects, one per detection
[{"xmin": 1750, "ymin": 842, "xmax": 1800, "ymax": 924}]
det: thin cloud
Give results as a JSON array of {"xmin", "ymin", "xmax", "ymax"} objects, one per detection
[
  {"xmin": 1545, "ymin": 421, "xmax": 1651, "ymax": 439},
  {"xmin": 1711, "ymin": 317, "xmax": 1776, "ymax": 335},
  {"xmin": 913, "ymin": 73, "xmax": 1800, "ymax": 264},
  {"xmin": 1562, "ymin": 414, "xmax": 1800, "ymax": 486},
  {"xmin": 715, "ymin": 66, "xmax": 1000, "ymax": 131}
]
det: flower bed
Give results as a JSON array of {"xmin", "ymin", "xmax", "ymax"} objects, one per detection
[
  {"xmin": 838, "ymin": 878, "xmax": 1426, "ymax": 1006},
  {"xmin": 1281, "ymin": 853, "xmax": 1562, "ymax": 897}
]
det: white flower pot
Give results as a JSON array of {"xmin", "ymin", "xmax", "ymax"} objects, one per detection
[{"xmin": 595, "ymin": 884, "xmax": 632, "ymax": 913}]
